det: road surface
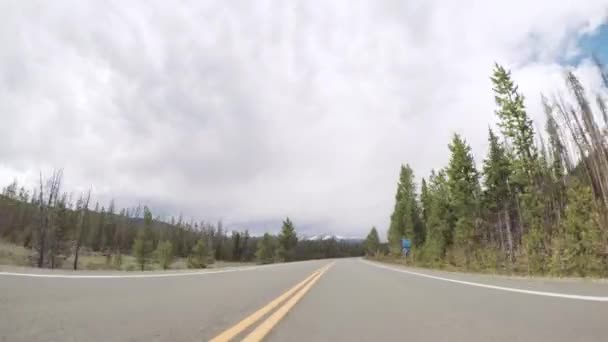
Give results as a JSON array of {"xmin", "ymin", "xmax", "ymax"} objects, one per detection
[{"xmin": 2, "ymin": 258, "xmax": 608, "ymax": 341}]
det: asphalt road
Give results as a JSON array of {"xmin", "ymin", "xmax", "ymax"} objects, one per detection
[{"xmin": 2, "ymin": 258, "xmax": 608, "ymax": 341}]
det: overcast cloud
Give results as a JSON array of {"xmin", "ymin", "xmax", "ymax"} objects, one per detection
[{"xmin": 1, "ymin": 1, "xmax": 607, "ymax": 237}]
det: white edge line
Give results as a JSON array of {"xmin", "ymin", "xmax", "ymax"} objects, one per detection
[
  {"xmin": 0, "ymin": 261, "xmax": 296, "ymax": 279},
  {"xmin": 360, "ymin": 259, "xmax": 608, "ymax": 302}
]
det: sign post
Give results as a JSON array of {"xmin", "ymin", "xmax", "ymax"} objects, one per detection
[{"xmin": 401, "ymin": 238, "xmax": 411, "ymax": 257}]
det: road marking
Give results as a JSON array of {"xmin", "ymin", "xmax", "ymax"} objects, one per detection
[
  {"xmin": 242, "ymin": 262, "xmax": 334, "ymax": 342},
  {"xmin": 0, "ymin": 261, "xmax": 301, "ymax": 279},
  {"xmin": 209, "ymin": 265, "xmax": 326, "ymax": 342},
  {"xmin": 361, "ymin": 260, "xmax": 608, "ymax": 302}
]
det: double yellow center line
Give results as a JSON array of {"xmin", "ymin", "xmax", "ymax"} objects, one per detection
[{"xmin": 210, "ymin": 262, "xmax": 334, "ymax": 342}]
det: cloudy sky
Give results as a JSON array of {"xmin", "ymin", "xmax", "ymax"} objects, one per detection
[{"xmin": 1, "ymin": 1, "xmax": 607, "ymax": 237}]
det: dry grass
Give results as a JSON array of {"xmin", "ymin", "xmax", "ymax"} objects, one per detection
[
  {"xmin": 0, "ymin": 240, "xmax": 254, "ymax": 271},
  {"xmin": 0, "ymin": 239, "xmax": 31, "ymax": 266}
]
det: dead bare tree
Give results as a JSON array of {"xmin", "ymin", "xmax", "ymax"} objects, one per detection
[
  {"xmin": 35, "ymin": 170, "xmax": 63, "ymax": 268},
  {"xmin": 549, "ymin": 68, "xmax": 608, "ymax": 243}
]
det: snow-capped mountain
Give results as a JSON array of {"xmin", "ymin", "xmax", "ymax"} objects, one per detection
[{"xmin": 301, "ymin": 233, "xmax": 362, "ymax": 242}]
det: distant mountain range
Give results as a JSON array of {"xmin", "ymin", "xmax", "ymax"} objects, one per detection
[{"xmin": 300, "ymin": 233, "xmax": 363, "ymax": 242}]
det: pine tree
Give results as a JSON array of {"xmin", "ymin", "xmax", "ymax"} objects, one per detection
[
  {"xmin": 492, "ymin": 63, "xmax": 546, "ymax": 273},
  {"xmin": 277, "ymin": 217, "xmax": 298, "ymax": 262},
  {"xmin": 142, "ymin": 206, "xmax": 155, "ymax": 248},
  {"xmin": 48, "ymin": 193, "xmax": 71, "ymax": 269},
  {"xmin": 558, "ymin": 181, "xmax": 604, "ymax": 276},
  {"xmin": 188, "ymin": 239, "xmax": 211, "ymax": 268},
  {"xmin": 388, "ymin": 165, "xmax": 423, "ymax": 254},
  {"xmin": 256, "ymin": 233, "xmax": 276, "ymax": 264},
  {"xmin": 446, "ymin": 134, "xmax": 480, "ymax": 266},
  {"xmin": 422, "ymin": 170, "xmax": 452, "ymax": 262},
  {"xmin": 156, "ymin": 241, "xmax": 173, "ymax": 270},
  {"xmin": 214, "ymin": 221, "xmax": 224, "ymax": 261},
  {"xmin": 90, "ymin": 206, "xmax": 106, "ymax": 252},
  {"xmin": 104, "ymin": 200, "xmax": 117, "ymax": 256},
  {"xmin": 231, "ymin": 231, "xmax": 242, "ymax": 261},
  {"xmin": 491, "ymin": 63, "xmax": 538, "ymax": 184},
  {"xmin": 241, "ymin": 230, "xmax": 253, "ymax": 261},
  {"xmin": 132, "ymin": 229, "xmax": 152, "ymax": 271},
  {"xmin": 482, "ymin": 128, "xmax": 515, "ymax": 261},
  {"xmin": 73, "ymin": 191, "xmax": 91, "ymax": 270},
  {"xmin": 364, "ymin": 226, "xmax": 380, "ymax": 256},
  {"xmin": 420, "ymin": 178, "xmax": 430, "ymax": 223}
]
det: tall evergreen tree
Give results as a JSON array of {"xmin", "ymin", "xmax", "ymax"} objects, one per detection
[
  {"xmin": 364, "ymin": 226, "xmax": 380, "ymax": 256},
  {"xmin": 446, "ymin": 134, "xmax": 480, "ymax": 266},
  {"xmin": 142, "ymin": 206, "xmax": 155, "ymax": 248},
  {"xmin": 231, "ymin": 231, "xmax": 242, "ymax": 261},
  {"xmin": 48, "ymin": 193, "xmax": 71, "ymax": 269},
  {"xmin": 132, "ymin": 229, "xmax": 152, "ymax": 271},
  {"xmin": 256, "ymin": 233, "xmax": 276, "ymax": 264},
  {"xmin": 188, "ymin": 239, "xmax": 211, "ymax": 268},
  {"xmin": 420, "ymin": 178, "xmax": 430, "ymax": 223},
  {"xmin": 90, "ymin": 206, "xmax": 106, "ymax": 252},
  {"xmin": 277, "ymin": 217, "xmax": 298, "ymax": 262},
  {"xmin": 556, "ymin": 181, "xmax": 604, "ymax": 276},
  {"xmin": 422, "ymin": 170, "xmax": 452, "ymax": 262},
  {"xmin": 491, "ymin": 63, "xmax": 538, "ymax": 184},
  {"xmin": 156, "ymin": 240, "xmax": 173, "ymax": 270},
  {"xmin": 388, "ymin": 164, "xmax": 423, "ymax": 254},
  {"xmin": 492, "ymin": 63, "xmax": 546, "ymax": 272},
  {"xmin": 482, "ymin": 128, "xmax": 515, "ymax": 260}
]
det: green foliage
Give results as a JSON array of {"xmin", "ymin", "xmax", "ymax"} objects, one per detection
[
  {"xmin": 364, "ymin": 227, "xmax": 380, "ymax": 256},
  {"xmin": 188, "ymin": 239, "xmax": 212, "ymax": 268},
  {"xmin": 295, "ymin": 238, "xmax": 365, "ymax": 260},
  {"xmin": 482, "ymin": 129, "xmax": 512, "ymax": 210},
  {"xmin": 1, "ymin": 185, "xmax": 364, "ymax": 270},
  {"xmin": 447, "ymin": 134, "xmax": 480, "ymax": 263},
  {"xmin": 554, "ymin": 181, "xmax": 604, "ymax": 276},
  {"xmin": 491, "ymin": 63, "xmax": 538, "ymax": 185},
  {"xmin": 521, "ymin": 190, "xmax": 547, "ymax": 273},
  {"xmin": 113, "ymin": 253, "xmax": 123, "ymax": 269},
  {"xmin": 276, "ymin": 217, "xmax": 298, "ymax": 262},
  {"xmin": 387, "ymin": 164, "xmax": 424, "ymax": 254},
  {"xmin": 256, "ymin": 233, "xmax": 276, "ymax": 264},
  {"xmin": 391, "ymin": 63, "xmax": 608, "ymax": 277},
  {"xmin": 132, "ymin": 230, "xmax": 153, "ymax": 271},
  {"xmin": 156, "ymin": 240, "xmax": 174, "ymax": 270},
  {"xmin": 421, "ymin": 170, "xmax": 451, "ymax": 262},
  {"xmin": 48, "ymin": 195, "xmax": 72, "ymax": 268}
]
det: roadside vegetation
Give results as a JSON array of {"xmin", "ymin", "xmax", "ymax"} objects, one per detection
[
  {"xmin": 0, "ymin": 178, "xmax": 363, "ymax": 271},
  {"xmin": 367, "ymin": 60, "xmax": 608, "ymax": 278}
]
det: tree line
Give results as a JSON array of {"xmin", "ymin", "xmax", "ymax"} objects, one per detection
[
  {"xmin": 0, "ymin": 176, "xmax": 363, "ymax": 270},
  {"xmin": 367, "ymin": 60, "xmax": 608, "ymax": 277}
]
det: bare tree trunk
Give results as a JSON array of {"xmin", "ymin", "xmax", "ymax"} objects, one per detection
[
  {"xmin": 35, "ymin": 170, "xmax": 63, "ymax": 268},
  {"xmin": 497, "ymin": 212, "xmax": 505, "ymax": 254},
  {"xmin": 504, "ymin": 207, "xmax": 515, "ymax": 263},
  {"xmin": 37, "ymin": 173, "xmax": 45, "ymax": 268},
  {"xmin": 73, "ymin": 244, "xmax": 80, "ymax": 270}
]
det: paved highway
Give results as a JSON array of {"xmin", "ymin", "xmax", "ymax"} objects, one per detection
[{"xmin": 2, "ymin": 258, "xmax": 608, "ymax": 341}]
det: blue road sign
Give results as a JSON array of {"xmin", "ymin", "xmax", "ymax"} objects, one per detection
[{"xmin": 402, "ymin": 238, "xmax": 411, "ymax": 257}]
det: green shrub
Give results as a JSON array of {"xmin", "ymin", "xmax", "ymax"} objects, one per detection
[{"xmin": 156, "ymin": 241, "xmax": 174, "ymax": 270}]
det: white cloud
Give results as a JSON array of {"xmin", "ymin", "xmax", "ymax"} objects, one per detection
[{"xmin": 1, "ymin": 0, "xmax": 607, "ymax": 237}]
